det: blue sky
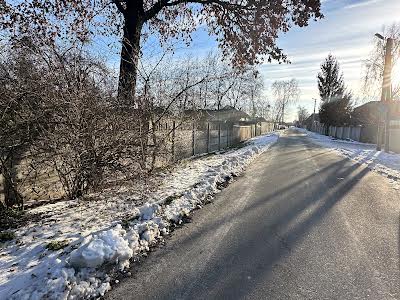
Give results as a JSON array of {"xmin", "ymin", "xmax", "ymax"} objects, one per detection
[
  {"xmin": 259, "ymin": 0, "xmax": 400, "ymax": 120},
  {"xmin": 95, "ymin": 0, "xmax": 400, "ymax": 121}
]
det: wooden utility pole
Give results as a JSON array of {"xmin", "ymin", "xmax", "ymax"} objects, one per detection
[
  {"xmin": 312, "ymin": 98, "xmax": 317, "ymax": 130},
  {"xmin": 376, "ymin": 35, "xmax": 393, "ymax": 151},
  {"xmin": 383, "ymin": 38, "xmax": 393, "ymax": 152}
]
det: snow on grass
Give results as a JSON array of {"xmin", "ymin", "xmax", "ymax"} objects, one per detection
[
  {"xmin": 299, "ymin": 128, "xmax": 400, "ymax": 181},
  {"xmin": 0, "ymin": 133, "xmax": 278, "ymax": 300}
]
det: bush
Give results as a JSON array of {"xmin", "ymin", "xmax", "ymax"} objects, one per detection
[
  {"xmin": 0, "ymin": 231, "xmax": 16, "ymax": 242},
  {"xmin": 1, "ymin": 37, "xmax": 149, "ymax": 205}
]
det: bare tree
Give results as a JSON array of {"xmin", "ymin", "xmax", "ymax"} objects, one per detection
[
  {"xmin": 297, "ymin": 106, "xmax": 309, "ymax": 126},
  {"xmin": 238, "ymin": 70, "xmax": 265, "ymax": 118},
  {"xmin": 0, "ymin": 42, "xmax": 33, "ymax": 209},
  {"xmin": 271, "ymin": 79, "xmax": 300, "ymax": 123},
  {"xmin": 1, "ymin": 1, "xmax": 323, "ymax": 107},
  {"xmin": 0, "ymin": 35, "xmax": 269, "ymax": 210},
  {"xmin": 363, "ymin": 23, "xmax": 400, "ymax": 101}
]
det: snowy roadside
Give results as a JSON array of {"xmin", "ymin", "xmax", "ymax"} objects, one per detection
[
  {"xmin": 0, "ymin": 133, "xmax": 279, "ymax": 300},
  {"xmin": 299, "ymin": 128, "xmax": 400, "ymax": 182}
]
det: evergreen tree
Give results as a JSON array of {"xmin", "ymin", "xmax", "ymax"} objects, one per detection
[
  {"xmin": 317, "ymin": 54, "xmax": 352, "ymax": 128},
  {"xmin": 318, "ymin": 54, "xmax": 346, "ymax": 102}
]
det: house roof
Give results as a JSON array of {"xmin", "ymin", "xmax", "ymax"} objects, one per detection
[
  {"xmin": 353, "ymin": 101, "xmax": 380, "ymax": 112},
  {"xmin": 253, "ymin": 117, "xmax": 267, "ymax": 122},
  {"xmin": 184, "ymin": 107, "xmax": 250, "ymax": 122},
  {"xmin": 305, "ymin": 113, "xmax": 319, "ymax": 123},
  {"xmin": 352, "ymin": 100, "xmax": 400, "ymax": 124}
]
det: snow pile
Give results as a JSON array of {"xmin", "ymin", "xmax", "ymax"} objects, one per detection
[
  {"xmin": 139, "ymin": 203, "xmax": 160, "ymax": 220},
  {"xmin": 69, "ymin": 224, "xmax": 134, "ymax": 269},
  {"xmin": 0, "ymin": 133, "xmax": 278, "ymax": 300},
  {"xmin": 300, "ymin": 129, "xmax": 400, "ymax": 180}
]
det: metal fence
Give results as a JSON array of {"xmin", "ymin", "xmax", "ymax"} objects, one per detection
[
  {"xmin": 310, "ymin": 122, "xmax": 363, "ymax": 141},
  {"xmin": 169, "ymin": 121, "xmax": 274, "ymax": 161},
  {"xmin": 309, "ymin": 121, "xmax": 400, "ymax": 153}
]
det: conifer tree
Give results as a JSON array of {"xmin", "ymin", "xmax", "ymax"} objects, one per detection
[{"xmin": 317, "ymin": 54, "xmax": 352, "ymax": 127}]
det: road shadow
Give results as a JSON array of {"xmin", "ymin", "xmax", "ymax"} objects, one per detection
[
  {"xmin": 191, "ymin": 138, "xmax": 370, "ymax": 298},
  {"xmin": 139, "ymin": 133, "xmax": 374, "ymax": 299},
  {"xmin": 108, "ymin": 132, "xmax": 399, "ymax": 300}
]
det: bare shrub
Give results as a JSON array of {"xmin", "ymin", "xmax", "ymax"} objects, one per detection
[{"xmin": 0, "ymin": 37, "xmax": 146, "ymax": 206}]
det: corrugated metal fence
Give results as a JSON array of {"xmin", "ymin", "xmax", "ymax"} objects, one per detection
[
  {"xmin": 310, "ymin": 121, "xmax": 400, "ymax": 153},
  {"xmin": 171, "ymin": 121, "xmax": 274, "ymax": 161}
]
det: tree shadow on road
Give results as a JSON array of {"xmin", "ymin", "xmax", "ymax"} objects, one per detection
[
  {"xmin": 209, "ymin": 165, "xmax": 370, "ymax": 299},
  {"xmin": 111, "ymin": 134, "xmax": 398, "ymax": 300},
  {"xmin": 155, "ymin": 138, "xmax": 374, "ymax": 299}
]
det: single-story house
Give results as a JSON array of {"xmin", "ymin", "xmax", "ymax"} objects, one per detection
[
  {"xmin": 352, "ymin": 101, "xmax": 400, "ymax": 125},
  {"xmin": 184, "ymin": 105, "xmax": 251, "ymax": 124},
  {"xmin": 304, "ymin": 113, "xmax": 320, "ymax": 130}
]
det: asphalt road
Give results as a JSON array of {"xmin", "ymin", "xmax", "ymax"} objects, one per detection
[{"xmin": 106, "ymin": 129, "xmax": 400, "ymax": 300}]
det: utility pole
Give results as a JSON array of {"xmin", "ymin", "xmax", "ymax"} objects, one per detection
[
  {"xmin": 375, "ymin": 34, "xmax": 393, "ymax": 151},
  {"xmin": 383, "ymin": 38, "xmax": 393, "ymax": 152},
  {"xmin": 312, "ymin": 98, "xmax": 317, "ymax": 130},
  {"xmin": 313, "ymin": 98, "xmax": 317, "ymax": 115}
]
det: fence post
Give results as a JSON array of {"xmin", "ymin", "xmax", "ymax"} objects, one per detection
[
  {"xmin": 192, "ymin": 122, "xmax": 196, "ymax": 156},
  {"xmin": 226, "ymin": 125, "xmax": 229, "ymax": 148},
  {"xmin": 171, "ymin": 121, "xmax": 176, "ymax": 161},
  {"xmin": 218, "ymin": 122, "xmax": 221, "ymax": 151},
  {"xmin": 192, "ymin": 122, "xmax": 195, "ymax": 156},
  {"xmin": 206, "ymin": 123, "xmax": 210, "ymax": 152}
]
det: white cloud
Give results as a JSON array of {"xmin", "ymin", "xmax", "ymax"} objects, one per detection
[
  {"xmin": 258, "ymin": 0, "xmax": 400, "ymax": 121},
  {"xmin": 344, "ymin": 0, "xmax": 383, "ymax": 10}
]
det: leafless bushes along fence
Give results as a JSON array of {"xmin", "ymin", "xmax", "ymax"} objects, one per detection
[
  {"xmin": 0, "ymin": 38, "xmax": 269, "ymax": 210},
  {"xmin": 0, "ymin": 38, "xmax": 148, "ymax": 209}
]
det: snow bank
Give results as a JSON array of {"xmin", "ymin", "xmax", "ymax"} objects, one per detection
[
  {"xmin": 69, "ymin": 225, "xmax": 134, "ymax": 269},
  {"xmin": 300, "ymin": 128, "xmax": 400, "ymax": 180},
  {"xmin": 0, "ymin": 133, "xmax": 278, "ymax": 300},
  {"xmin": 162, "ymin": 144, "xmax": 266, "ymax": 222}
]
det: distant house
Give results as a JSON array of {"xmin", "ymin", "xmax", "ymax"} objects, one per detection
[
  {"xmin": 352, "ymin": 101, "xmax": 400, "ymax": 125},
  {"xmin": 304, "ymin": 113, "xmax": 320, "ymax": 129},
  {"xmin": 252, "ymin": 117, "xmax": 267, "ymax": 123},
  {"xmin": 351, "ymin": 101, "xmax": 380, "ymax": 125},
  {"xmin": 184, "ymin": 105, "xmax": 251, "ymax": 124}
]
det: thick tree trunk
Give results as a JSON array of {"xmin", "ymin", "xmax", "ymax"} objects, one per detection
[
  {"xmin": 118, "ymin": 8, "xmax": 144, "ymax": 107},
  {"xmin": 117, "ymin": 7, "xmax": 151, "ymax": 168}
]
